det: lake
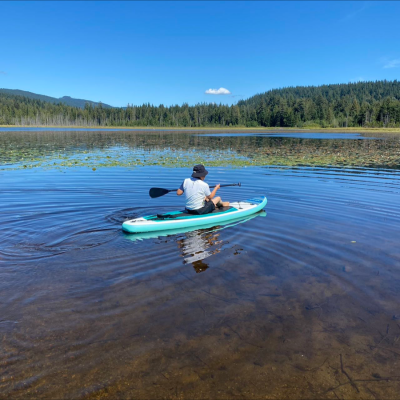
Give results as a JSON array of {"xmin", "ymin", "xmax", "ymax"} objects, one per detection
[{"xmin": 1, "ymin": 129, "xmax": 400, "ymax": 399}]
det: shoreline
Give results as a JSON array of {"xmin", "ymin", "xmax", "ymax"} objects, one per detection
[{"xmin": 1, "ymin": 125, "xmax": 400, "ymax": 133}]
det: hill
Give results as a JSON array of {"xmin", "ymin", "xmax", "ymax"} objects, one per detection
[
  {"xmin": 0, "ymin": 88, "xmax": 113, "ymax": 109},
  {"xmin": 240, "ymin": 80, "xmax": 400, "ymax": 106},
  {"xmin": 0, "ymin": 80, "xmax": 399, "ymax": 128},
  {"xmin": 237, "ymin": 80, "xmax": 400, "ymax": 128}
]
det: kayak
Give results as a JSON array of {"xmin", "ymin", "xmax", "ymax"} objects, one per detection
[
  {"xmin": 124, "ymin": 210, "xmax": 267, "ymax": 241},
  {"xmin": 122, "ymin": 196, "xmax": 267, "ymax": 233}
]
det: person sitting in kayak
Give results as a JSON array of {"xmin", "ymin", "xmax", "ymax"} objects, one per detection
[{"xmin": 177, "ymin": 164, "xmax": 230, "ymax": 215}]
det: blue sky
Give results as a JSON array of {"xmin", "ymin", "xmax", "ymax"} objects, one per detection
[{"xmin": 1, "ymin": 1, "xmax": 399, "ymax": 107}]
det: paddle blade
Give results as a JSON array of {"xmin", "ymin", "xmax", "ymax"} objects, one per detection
[{"xmin": 149, "ymin": 187, "xmax": 170, "ymax": 198}]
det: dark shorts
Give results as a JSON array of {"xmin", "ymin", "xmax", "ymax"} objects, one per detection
[{"xmin": 187, "ymin": 200, "xmax": 216, "ymax": 215}]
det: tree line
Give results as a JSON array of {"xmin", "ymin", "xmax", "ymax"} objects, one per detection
[{"xmin": 1, "ymin": 80, "xmax": 399, "ymax": 128}]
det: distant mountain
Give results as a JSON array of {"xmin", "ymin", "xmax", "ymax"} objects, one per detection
[{"xmin": 0, "ymin": 88, "xmax": 113, "ymax": 109}]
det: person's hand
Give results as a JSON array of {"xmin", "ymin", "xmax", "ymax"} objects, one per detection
[
  {"xmin": 215, "ymin": 184, "xmax": 220, "ymax": 190},
  {"xmin": 204, "ymin": 197, "xmax": 209, "ymax": 202}
]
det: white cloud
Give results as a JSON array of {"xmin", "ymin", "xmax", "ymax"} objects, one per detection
[
  {"xmin": 205, "ymin": 87, "xmax": 231, "ymax": 95},
  {"xmin": 383, "ymin": 59, "xmax": 400, "ymax": 69}
]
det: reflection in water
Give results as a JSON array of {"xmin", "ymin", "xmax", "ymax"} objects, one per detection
[
  {"xmin": 197, "ymin": 132, "xmax": 375, "ymax": 139},
  {"xmin": 1, "ymin": 131, "xmax": 400, "ymax": 399},
  {"xmin": 125, "ymin": 211, "xmax": 266, "ymax": 273},
  {"xmin": 192, "ymin": 259, "xmax": 209, "ymax": 273},
  {"xmin": 178, "ymin": 229, "xmax": 222, "ymax": 271},
  {"xmin": 1, "ymin": 129, "xmax": 400, "ymax": 170}
]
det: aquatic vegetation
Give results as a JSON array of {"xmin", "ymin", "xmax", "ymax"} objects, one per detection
[
  {"xmin": 0, "ymin": 130, "xmax": 399, "ymax": 171},
  {"xmin": 2, "ymin": 131, "xmax": 400, "ymax": 400}
]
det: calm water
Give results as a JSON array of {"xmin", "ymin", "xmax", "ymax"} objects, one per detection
[
  {"xmin": 197, "ymin": 132, "xmax": 376, "ymax": 139},
  {"xmin": 1, "ymin": 130, "xmax": 400, "ymax": 399},
  {"xmin": 0, "ymin": 127, "xmax": 375, "ymax": 139}
]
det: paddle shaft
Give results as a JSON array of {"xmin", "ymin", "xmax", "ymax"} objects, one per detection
[
  {"xmin": 168, "ymin": 182, "xmax": 240, "ymax": 193},
  {"xmin": 149, "ymin": 182, "xmax": 241, "ymax": 198}
]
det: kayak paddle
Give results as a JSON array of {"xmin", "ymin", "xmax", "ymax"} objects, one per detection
[{"xmin": 149, "ymin": 183, "xmax": 241, "ymax": 199}]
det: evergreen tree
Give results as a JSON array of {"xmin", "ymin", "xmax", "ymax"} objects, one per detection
[{"xmin": 1, "ymin": 80, "xmax": 400, "ymax": 128}]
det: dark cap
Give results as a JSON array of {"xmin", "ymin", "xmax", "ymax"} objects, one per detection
[{"xmin": 191, "ymin": 164, "xmax": 208, "ymax": 178}]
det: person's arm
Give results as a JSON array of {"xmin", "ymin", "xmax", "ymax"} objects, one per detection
[
  {"xmin": 177, "ymin": 181, "xmax": 184, "ymax": 196},
  {"xmin": 206, "ymin": 184, "xmax": 220, "ymax": 200}
]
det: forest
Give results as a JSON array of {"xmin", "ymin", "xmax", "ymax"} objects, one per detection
[{"xmin": 1, "ymin": 80, "xmax": 400, "ymax": 128}]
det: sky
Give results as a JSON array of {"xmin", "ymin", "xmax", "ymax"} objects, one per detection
[{"xmin": 0, "ymin": 1, "xmax": 399, "ymax": 107}]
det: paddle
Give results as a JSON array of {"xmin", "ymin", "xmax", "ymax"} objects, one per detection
[{"xmin": 149, "ymin": 183, "xmax": 241, "ymax": 198}]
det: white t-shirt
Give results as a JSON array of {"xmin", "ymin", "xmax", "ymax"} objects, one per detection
[{"xmin": 179, "ymin": 178, "xmax": 211, "ymax": 210}]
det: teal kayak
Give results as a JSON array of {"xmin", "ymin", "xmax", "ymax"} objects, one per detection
[
  {"xmin": 122, "ymin": 196, "xmax": 267, "ymax": 233},
  {"xmin": 124, "ymin": 210, "xmax": 266, "ymax": 241}
]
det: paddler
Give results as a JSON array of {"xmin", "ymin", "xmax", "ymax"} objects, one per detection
[{"xmin": 177, "ymin": 164, "xmax": 230, "ymax": 215}]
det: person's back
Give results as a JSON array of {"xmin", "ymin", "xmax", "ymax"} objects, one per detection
[
  {"xmin": 180, "ymin": 177, "xmax": 211, "ymax": 211},
  {"xmin": 177, "ymin": 164, "xmax": 230, "ymax": 215}
]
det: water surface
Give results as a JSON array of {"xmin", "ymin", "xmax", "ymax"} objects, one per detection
[
  {"xmin": 1, "ymin": 130, "xmax": 400, "ymax": 399},
  {"xmin": 1, "ymin": 130, "xmax": 399, "ymax": 170},
  {"xmin": 1, "ymin": 127, "xmax": 376, "ymax": 139},
  {"xmin": 197, "ymin": 132, "xmax": 376, "ymax": 139}
]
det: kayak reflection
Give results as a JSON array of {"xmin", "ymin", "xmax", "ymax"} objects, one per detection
[{"xmin": 124, "ymin": 210, "xmax": 266, "ymax": 271}]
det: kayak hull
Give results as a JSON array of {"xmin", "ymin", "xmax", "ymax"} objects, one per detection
[
  {"xmin": 124, "ymin": 210, "xmax": 267, "ymax": 241},
  {"xmin": 122, "ymin": 196, "xmax": 267, "ymax": 233}
]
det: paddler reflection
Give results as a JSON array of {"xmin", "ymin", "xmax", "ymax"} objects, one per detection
[{"xmin": 176, "ymin": 228, "xmax": 224, "ymax": 273}]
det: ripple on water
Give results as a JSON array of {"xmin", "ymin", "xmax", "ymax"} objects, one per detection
[{"xmin": 1, "ymin": 164, "xmax": 400, "ymax": 399}]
